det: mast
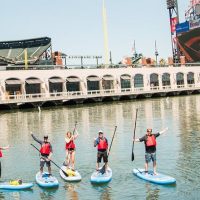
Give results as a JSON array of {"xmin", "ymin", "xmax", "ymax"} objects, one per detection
[
  {"xmin": 102, "ymin": 0, "xmax": 109, "ymax": 67},
  {"xmin": 166, "ymin": 0, "xmax": 180, "ymax": 63}
]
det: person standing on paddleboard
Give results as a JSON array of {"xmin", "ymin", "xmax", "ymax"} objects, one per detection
[
  {"xmin": 65, "ymin": 131, "xmax": 78, "ymax": 171},
  {"xmin": 31, "ymin": 134, "xmax": 53, "ymax": 176},
  {"xmin": 0, "ymin": 145, "xmax": 9, "ymax": 178},
  {"xmin": 94, "ymin": 131, "xmax": 109, "ymax": 171},
  {"xmin": 134, "ymin": 127, "xmax": 168, "ymax": 175}
]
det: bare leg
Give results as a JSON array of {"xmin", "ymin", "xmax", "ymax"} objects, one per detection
[
  {"xmin": 96, "ymin": 162, "xmax": 99, "ymax": 170},
  {"xmin": 105, "ymin": 162, "xmax": 108, "ymax": 171},
  {"xmin": 40, "ymin": 167, "xmax": 43, "ymax": 174},
  {"xmin": 71, "ymin": 151, "xmax": 75, "ymax": 170},
  {"xmin": 66, "ymin": 150, "xmax": 70, "ymax": 167},
  {"xmin": 48, "ymin": 166, "xmax": 52, "ymax": 175},
  {"xmin": 153, "ymin": 161, "xmax": 157, "ymax": 175},
  {"xmin": 145, "ymin": 162, "xmax": 148, "ymax": 174}
]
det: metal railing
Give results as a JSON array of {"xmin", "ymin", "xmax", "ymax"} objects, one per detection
[
  {"xmin": 1, "ymin": 62, "xmax": 200, "ymax": 71},
  {"xmin": 0, "ymin": 84, "xmax": 200, "ymax": 104}
]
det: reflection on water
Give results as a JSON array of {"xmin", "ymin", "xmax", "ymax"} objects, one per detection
[
  {"xmin": 100, "ymin": 187, "xmax": 112, "ymax": 200},
  {"xmin": 64, "ymin": 183, "xmax": 79, "ymax": 200},
  {"xmin": 145, "ymin": 183, "xmax": 159, "ymax": 200},
  {"xmin": 0, "ymin": 95, "xmax": 200, "ymax": 199}
]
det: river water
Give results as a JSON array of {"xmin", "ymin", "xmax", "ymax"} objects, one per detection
[{"xmin": 0, "ymin": 95, "xmax": 200, "ymax": 200}]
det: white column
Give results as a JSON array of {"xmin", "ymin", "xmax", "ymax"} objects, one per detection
[
  {"xmin": 81, "ymin": 79, "xmax": 87, "ymax": 95},
  {"xmin": 171, "ymin": 73, "xmax": 176, "ymax": 89},
  {"xmin": 194, "ymin": 72, "xmax": 199, "ymax": 87},
  {"xmin": 183, "ymin": 73, "xmax": 187, "ymax": 88},
  {"xmin": 159, "ymin": 74, "xmax": 163, "ymax": 90},
  {"xmin": 144, "ymin": 74, "xmax": 150, "ymax": 91}
]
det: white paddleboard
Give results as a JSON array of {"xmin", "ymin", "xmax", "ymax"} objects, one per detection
[{"xmin": 60, "ymin": 166, "xmax": 81, "ymax": 182}]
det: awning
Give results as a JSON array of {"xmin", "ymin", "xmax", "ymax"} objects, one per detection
[
  {"xmin": 66, "ymin": 77, "xmax": 80, "ymax": 82},
  {"xmin": 87, "ymin": 77, "xmax": 100, "ymax": 81},
  {"xmin": 121, "ymin": 75, "xmax": 131, "ymax": 80},
  {"xmin": 49, "ymin": 78, "xmax": 65, "ymax": 83},
  {"xmin": 5, "ymin": 80, "xmax": 22, "ymax": 85},
  {"xmin": 26, "ymin": 79, "xmax": 43, "ymax": 84},
  {"xmin": 102, "ymin": 76, "xmax": 114, "ymax": 81}
]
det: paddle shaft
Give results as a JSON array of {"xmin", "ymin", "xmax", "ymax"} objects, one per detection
[
  {"xmin": 99, "ymin": 126, "xmax": 117, "ymax": 174},
  {"xmin": 72, "ymin": 121, "xmax": 78, "ymax": 135},
  {"xmin": 31, "ymin": 143, "xmax": 68, "ymax": 177},
  {"xmin": 132, "ymin": 109, "xmax": 138, "ymax": 161},
  {"xmin": 107, "ymin": 126, "xmax": 117, "ymax": 157}
]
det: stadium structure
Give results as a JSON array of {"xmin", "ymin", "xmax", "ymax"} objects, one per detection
[{"xmin": 0, "ymin": 37, "xmax": 53, "ymax": 66}]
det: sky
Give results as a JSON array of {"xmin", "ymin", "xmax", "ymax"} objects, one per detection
[{"xmin": 0, "ymin": 0, "xmax": 190, "ymax": 64}]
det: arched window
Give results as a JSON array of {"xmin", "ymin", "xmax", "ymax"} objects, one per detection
[
  {"xmin": 162, "ymin": 73, "xmax": 170, "ymax": 86},
  {"xmin": 150, "ymin": 73, "xmax": 159, "ymax": 87},
  {"xmin": 176, "ymin": 73, "xmax": 184, "ymax": 85},
  {"xmin": 187, "ymin": 72, "xmax": 194, "ymax": 84},
  {"xmin": 134, "ymin": 74, "xmax": 144, "ymax": 88}
]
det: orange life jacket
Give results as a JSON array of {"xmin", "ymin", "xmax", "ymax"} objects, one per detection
[
  {"xmin": 146, "ymin": 135, "xmax": 157, "ymax": 147},
  {"xmin": 97, "ymin": 138, "xmax": 108, "ymax": 150},
  {"xmin": 66, "ymin": 140, "xmax": 75, "ymax": 149},
  {"xmin": 40, "ymin": 143, "xmax": 51, "ymax": 155}
]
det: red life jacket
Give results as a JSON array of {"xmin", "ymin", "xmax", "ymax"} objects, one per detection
[
  {"xmin": 146, "ymin": 135, "xmax": 157, "ymax": 147},
  {"xmin": 0, "ymin": 149, "xmax": 2, "ymax": 158},
  {"xmin": 40, "ymin": 143, "xmax": 51, "ymax": 155},
  {"xmin": 66, "ymin": 140, "xmax": 75, "ymax": 149},
  {"xmin": 97, "ymin": 138, "xmax": 108, "ymax": 150}
]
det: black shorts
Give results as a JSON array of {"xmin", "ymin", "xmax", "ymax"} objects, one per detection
[
  {"xmin": 40, "ymin": 157, "xmax": 51, "ymax": 168},
  {"xmin": 97, "ymin": 151, "xmax": 108, "ymax": 163},
  {"xmin": 66, "ymin": 148, "xmax": 75, "ymax": 152}
]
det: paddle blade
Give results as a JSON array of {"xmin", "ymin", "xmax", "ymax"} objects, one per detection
[
  {"xmin": 131, "ymin": 152, "xmax": 134, "ymax": 161},
  {"xmin": 99, "ymin": 165, "xmax": 106, "ymax": 174},
  {"xmin": 62, "ymin": 169, "xmax": 69, "ymax": 177}
]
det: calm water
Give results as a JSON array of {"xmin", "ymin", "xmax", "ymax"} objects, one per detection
[{"xmin": 0, "ymin": 95, "xmax": 200, "ymax": 200}]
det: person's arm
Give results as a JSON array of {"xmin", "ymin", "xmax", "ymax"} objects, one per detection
[
  {"xmin": 94, "ymin": 138, "xmax": 99, "ymax": 147},
  {"xmin": 0, "ymin": 145, "xmax": 9, "ymax": 150},
  {"xmin": 47, "ymin": 144, "xmax": 53, "ymax": 160},
  {"xmin": 65, "ymin": 137, "xmax": 71, "ymax": 143},
  {"xmin": 158, "ymin": 127, "xmax": 168, "ymax": 135},
  {"xmin": 47, "ymin": 152, "xmax": 52, "ymax": 161},
  {"xmin": 31, "ymin": 133, "xmax": 42, "ymax": 145},
  {"xmin": 106, "ymin": 138, "xmax": 110, "ymax": 154},
  {"xmin": 133, "ymin": 136, "xmax": 146, "ymax": 142},
  {"xmin": 73, "ymin": 130, "xmax": 79, "ymax": 140}
]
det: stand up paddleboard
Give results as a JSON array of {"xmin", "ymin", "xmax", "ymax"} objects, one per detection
[
  {"xmin": 0, "ymin": 182, "xmax": 33, "ymax": 190},
  {"xmin": 91, "ymin": 167, "xmax": 112, "ymax": 184},
  {"xmin": 36, "ymin": 172, "xmax": 59, "ymax": 188},
  {"xmin": 133, "ymin": 168, "xmax": 176, "ymax": 185},
  {"xmin": 60, "ymin": 166, "xmax": 81, "ymax": 182}
]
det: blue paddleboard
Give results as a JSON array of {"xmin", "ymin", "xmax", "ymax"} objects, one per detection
[
  {"xmin": 0, "ymin": 182, "xmax": 33, "ymax": 190},
  {"xmin": 91, "ymin": 167, "xmax": 112, "ymax": 183},
  {"xmin": 133, "ymin": 168, "xmax": 176, "ymax": 185},
  {"xmin": 36, "ymin": 172, "xmax": 59, "ymax": 188}
]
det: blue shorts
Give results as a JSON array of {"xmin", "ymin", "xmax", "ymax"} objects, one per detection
[{"xmin": 145, "ymin": 152, "xmax": 156, "ymax": 163}]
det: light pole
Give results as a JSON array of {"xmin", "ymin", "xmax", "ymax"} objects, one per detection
[{"xmin": 155, "ymin": 40, "xmax": 159, "ymax": 66}]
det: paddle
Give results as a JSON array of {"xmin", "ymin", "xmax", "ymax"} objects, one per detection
[
  {"xmin": 99, "ymin": 126, "xmax": 117, "ymax": 174},
  {"xmin": 131, "ymin": 108, "xmax": 138, "ymax": 161},
  {"xmin": 31, "ymin": 143, "xmax": 69, "ymax": 177},
  {"xmin": 72, "ymin": 121, "xmax": 78, "ymax": 135}
]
